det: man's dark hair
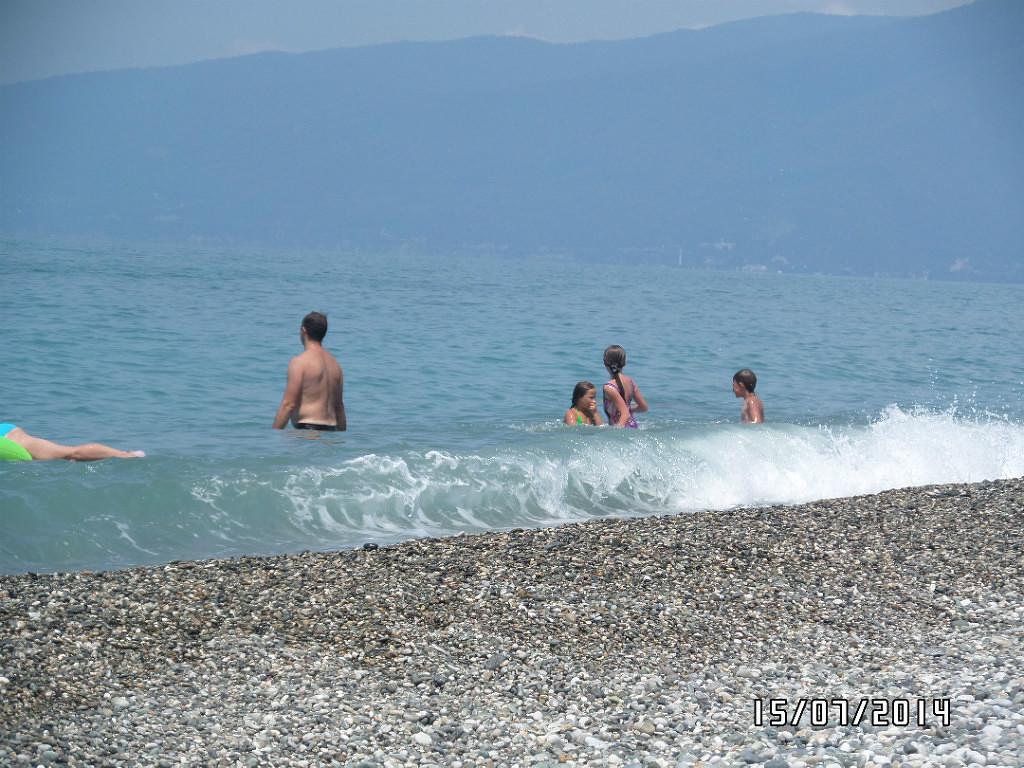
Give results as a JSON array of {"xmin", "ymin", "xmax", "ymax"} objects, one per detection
[
  {"xmin": 733, "ymin": 368, "xmax": 757, "ymax": 393},
  {"xmin": 302, "ymin": 312, "xmax": 328, "ymax": 342}
]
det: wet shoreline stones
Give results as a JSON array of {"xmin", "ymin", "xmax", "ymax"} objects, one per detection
[{"xmin": 2, "ymin": 477, "xmax": 1022, "ymax": 766}]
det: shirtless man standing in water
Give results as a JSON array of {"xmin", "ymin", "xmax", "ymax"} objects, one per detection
[{"xmin": 273, "ymin": 312, "xmax": 347, "ymax": 431}]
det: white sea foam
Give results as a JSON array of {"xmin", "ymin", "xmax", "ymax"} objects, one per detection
[
  {"xmin": 6, "ymin": 407, "xmax": 1023, "ymax": 575},
  {"xmin": 192, "ymin": 406, "xmax": 1024, "ymax": 546},
  {"xmin": 656, "ymin": 405, "xmax": 1024, "ymax": 512}
]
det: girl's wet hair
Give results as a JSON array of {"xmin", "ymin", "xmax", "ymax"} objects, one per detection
[
  {"xmin": 604, "ymin": 345, "xmax": 628, "ymax": 399},
  {"xmin": 572, "ymin": 381, "xmax": 596, "ymax": 407}
]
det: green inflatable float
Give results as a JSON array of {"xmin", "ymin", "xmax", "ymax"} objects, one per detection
[{"xmin": 0, "ymin": 424, "xmax": 32, "ymax": 461}]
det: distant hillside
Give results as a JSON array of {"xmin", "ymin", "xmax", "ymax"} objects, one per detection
[{"xmin": 1, "ymin": 0, "xmax": 1021, "ymax": 280}]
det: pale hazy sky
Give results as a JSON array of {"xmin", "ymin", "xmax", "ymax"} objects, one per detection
[{"xmin": 0, "ymin": 0, "xmax": 974, "ymax": 85}]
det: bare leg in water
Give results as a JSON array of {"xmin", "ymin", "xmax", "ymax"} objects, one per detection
[{"xmin": 6, "ymin": 427, "xmax": 145, "ymax": 461}]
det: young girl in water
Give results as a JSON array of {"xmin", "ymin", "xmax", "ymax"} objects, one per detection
[
  {"xmin": 602, "ymin": 345, "xmax": 649, "ymax": 428},
  {"xmin": 564, "ymin": 381, "xmax": 603, "ymax": 426}
]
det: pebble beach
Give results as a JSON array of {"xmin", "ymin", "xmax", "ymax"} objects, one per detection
[{"xmin": 2, "ymin": 477, "xmax": 1022, "ymax": 768}]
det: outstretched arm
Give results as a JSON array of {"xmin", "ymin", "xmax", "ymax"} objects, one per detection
[{"xmin": 273, "ymin": 358, "xmax": 303, "ymax": 429}]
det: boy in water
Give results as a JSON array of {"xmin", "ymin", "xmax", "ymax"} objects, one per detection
[{"xmin": 732, "ymin": 369, "xmax": 764, "ymax": 423}]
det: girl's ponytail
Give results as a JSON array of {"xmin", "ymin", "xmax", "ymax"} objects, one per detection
[
  {"xmin": 603, "ymin": 345, "xmax": 628, "ymax": 400},
  {"xmin": 613, "ymin": 369, "xmax": 626, "ymax": 400}
]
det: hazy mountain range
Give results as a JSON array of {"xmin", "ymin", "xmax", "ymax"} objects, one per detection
[{"xmin": 1, "ymin": 0, "xmax": 1021, "ymax": 280}]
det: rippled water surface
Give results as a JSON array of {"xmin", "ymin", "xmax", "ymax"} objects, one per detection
[{"xmin": 2, "ymin": 239, "xmax": 1022, "ymax": 572}]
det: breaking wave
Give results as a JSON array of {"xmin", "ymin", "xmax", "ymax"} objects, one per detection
[{"xmin": 3, "ymin": 406, "xmax": 1022, "ymax": 573}]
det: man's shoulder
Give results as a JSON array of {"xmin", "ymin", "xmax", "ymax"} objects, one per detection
[
  {"xmin": 323, "ymin": 349, "xmax": 342, "ymax": 369},
  {"xmin": 289, "ymin": 350, "xmax": 320, "ymax": 371}
]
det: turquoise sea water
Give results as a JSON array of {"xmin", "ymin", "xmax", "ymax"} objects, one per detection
[{"xmin": 2, "ymin": 239, "xmax": 1023, "ymax": 574}]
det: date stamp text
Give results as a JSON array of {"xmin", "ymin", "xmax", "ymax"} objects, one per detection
[{"xmin": 753, "ymin": 697, "xmax": 951, "ymax": 728}]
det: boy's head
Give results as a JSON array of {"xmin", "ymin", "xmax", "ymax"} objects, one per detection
[
  {"xmin": 301, "ymin": 311, "xmax": 328, "ymax": 342},
  {"xmin": 733, "ymin": 368, "xmax": 757, "ymax": 396}
]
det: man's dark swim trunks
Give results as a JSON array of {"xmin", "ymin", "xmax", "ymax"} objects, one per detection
[{"xmin": 295, "ymin": 422, "xmax": 339, "ymax": 431}]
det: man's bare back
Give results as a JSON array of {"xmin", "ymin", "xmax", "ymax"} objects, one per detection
[{"xmin": 273, "ymin": 313, "xmax": 347, "ymax": 430}]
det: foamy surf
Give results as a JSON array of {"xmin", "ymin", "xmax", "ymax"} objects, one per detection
[{"xmin": 2, "ymin": 407, "xmax": 1022, "ymax": 574}]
